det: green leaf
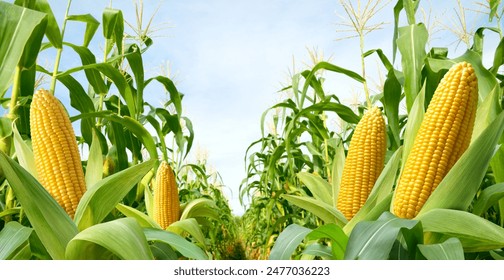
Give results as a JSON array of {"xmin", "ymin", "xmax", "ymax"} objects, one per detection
[
  {"xmin": 417, "ymin": 238, "xmax": 465, "ymax": 260},
  {"xmin": 12, "ymin": 124, "xmax": 37, "ymax": 177},
  {"xmin": 344, "ymin": 193, "xmax": 393, "ymax": 235},
  {"xmin": 418, "ymin": 111, "xmax": 504, "ymax": 215},
  {"xmin": 102, "ymin": 8, "xmax": 124, "ymax": 55},
  {"xmin": 490, "ymin": 38, "xmax": 504, "ymax": 75},
  {"xmin": 125, "ymin": 44, "xmax": 145, "ymax": 115},
  {"xmin": 345, "ymin": 212, "xmax": 421, "ymax": 260},
  {"xmin": 383, "ymin": 69, "xmax": 402, "ymax": 149},
  {"xmin": 297, "ymin": 102, "xmax": 360, "ymax": 124},
  {"xmin": 306, "ymin": 224, "xmax": 348, "ymax": 260},
  {"xmin": 0, "ymin": 2, "xmax": 47, "ymax": 96},
  {"xmin": 115, "ymin": 203, "xmax": 160, "ymax": 229},
  {"xmin": 300, "ymin": 61, "xmax": 364, "ymax": 108},
  {"xmin": 66, "ymin": 14, "xmax": 99, "ymax": 47},
  {"xmin": 74, "ymin": 160, "xmax": 155, "ymax": 231},
  {"xmin": 331, "ymin": 143, "xmax": 345, "ymax": 207},
  {"xmin": 85, "ymin": 130, "xmax": 103, "ymax": 188},
  {"xmin": 402, "ymin": 84, "xmax": 425, "ymax": 168},
  {"xmin": 301, "ymin": 243, "xmax": 333, "ymax": 259},
  {"xmin": 107, "ymin": 115, "xmax": 158, "ymax": 160},
  {"xmin": 417, "ymin": 209, "xmax": 504, "ymax": 252},
  {"xmin": 472, "ymin": 183, "xmax": 504, "ymax": 216},
  {"xmin": 296, "ymin": 172, "xmax": 333, "ymax": 206},
  {"xmin": 31, "ymin": 0, "xmax": 62, "ymax": 48},
  {"xmin": 269, "ymin": 224, "xmax": 312, "ymax": 260},
  {"xmin": 0, "ymin": 222, "xmax": 32, "ymax": 260},
  {"xmin": 168, "ymin": 218, "xmax": 207, "ymax": 247},
  {"xmin": 472, "ymin": 85, "xmax": 502, "ymax": 142},
  {"xmin": 144, "ymin": 228, "xmax": 209, "ymax": 260},
  {"xmin": 397, "ymin": 23, "xmax": 428, "ymax": 111},
  {"xmin": 63, "ymin": 42, "xmax": 107, "ymax": 94},
  {"xmin": 179, "ymin": 198, "xmax": 220, "ymax": 221},
  {"xmin": 0, "ymin": 152, "xmax": 78, "ymax": 260},
  {"xmin": 66, "ymin": 218, "xmax": 153, "ymax": 260},
  {"xmin": 370, "ymin": 146, "xmax": 403, "ymax": 204},
  {"xmin": 283, "ymin": 195, "xmax": 347, "ymax": 227}
]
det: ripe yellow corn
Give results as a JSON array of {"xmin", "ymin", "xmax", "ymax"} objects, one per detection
[
  {"xmin": 153, "ymin": 161, "xmax": 180, "ymax": 229},
  {"xmin": 30, "ymin": 89, "xmax": 87, "ymax": 218},
  {"xmin": 393, "ymin": 62, "xmax": 478, "ymax": 219},
  {"xmin": 337, "ymin": 106, "xmax": 387, "ymax": 220}
]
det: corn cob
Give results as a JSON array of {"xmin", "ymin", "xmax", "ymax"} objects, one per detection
[
  {"xmin": 30, "ymin": 89, "xmax": 87, "ymax": 218},
  {"xmin": 153, "ymin": 161, "xmax": 180, "ymax": 229},
  {"xmin": 337, "ymin": 106, "xmax": 386, "ymax": 220},
  {"xmin": 393, "ymin": 62, "xmax": 478, "ymax": 219}
]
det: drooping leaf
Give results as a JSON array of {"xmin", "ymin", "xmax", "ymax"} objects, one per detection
[
  {"xmin": 306, "ymin": 224, "xmax": 348, "ymax": 260},
  {"xmin": 144, "ymin": 228, "xmax": 209, "ymax": 260},
  {"xmin": 66, "ymin": 14, "xmax": 99, "ymax": 47},
  {"xmin": 283, "ymin": 195, "xmax": 347, "ymax": 227},
  {"xmin": 417, "ymin": 238, "xmax": 465, "ymax": 260},
  {"xmin": 0, "ymin": 222, "xmax": 32, "ymax": 260},
  {"xmin": 345, "ymin": 212, "xmax": 421, "ymax": 260},
  {"xmin": 168, "ymin": 218, "xmax": 207, "ymax": 247},
  {"xmin": 0, "ymin": 2, "xmax": 47, "ymax": 96},
  {"xmin": 66, "ymin": 218, "xmax": 153, "ymax": 260},
  {"xmin": 115, "ymin": 203, "xmax": 160, "ymax": 229},
  {"xmin": 179, "ymin": 198, "xmax": 220, "ymax": 221},
  {"xmin": 269, "ymin": 224, "xmax": 312, "ymax": 260},
  {"xmin": 418, "ymin": 209, "xmax": 504, "ymax": 252}
]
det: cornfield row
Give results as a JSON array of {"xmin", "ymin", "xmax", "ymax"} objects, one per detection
[{"xmin": 1, "ymin": 0, "xmax": 504, "ymax": 260}]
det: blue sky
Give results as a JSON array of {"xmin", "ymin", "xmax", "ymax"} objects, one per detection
[{"xmin": 36, "ymin": 0, "xmax": 495, "ymax": 215}]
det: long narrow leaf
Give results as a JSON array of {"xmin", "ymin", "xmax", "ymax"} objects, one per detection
[
  {"xmin": 0, "ymin": 222, "xmax": 32, "ymax": 260},
  {"xmin": 418, "ymin": 209, "xmax": 504, "ymax": 252}
]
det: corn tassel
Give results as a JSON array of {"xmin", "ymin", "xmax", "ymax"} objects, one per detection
[
  {"xmin": 153, "ymin": 161, "xmax": 180, "ymax": 229},
  {"xmin": 393, "ymin": 62, "xmax": 478, "ymax": 219},
  {"xmin": 337, "ymin": 106, "xmax": 387, "ymax": 220},
  {"xmin": 30, "ymin": 89, "xmax": 86, "ymax": 218}
]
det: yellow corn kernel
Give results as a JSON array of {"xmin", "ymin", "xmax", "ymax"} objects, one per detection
[
  {"xmin": 393, "ymin": 62, "xmax": 478, "ymax": 219},
  {"xmin": 30, "ymin": 89, "xmax": 87, "ymax": 218},
  {"xmin": 337, "ymin": 106, "xmax": 387, "ymax": 220},
  {"xmin": 153, "ymin": 161, "xmax": 180, "ymax": 229}
]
